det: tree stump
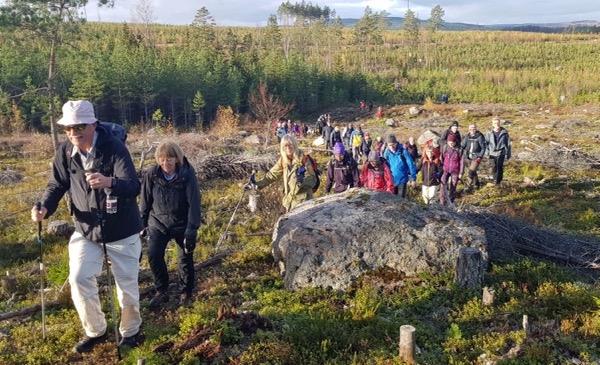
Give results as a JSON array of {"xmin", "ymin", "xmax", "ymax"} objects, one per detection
[
  {"xmin": 399, "ymin": 325, "xmax": 416, "ymax": 364},
  {"xmin": 482, "ymin": 286, "xmax": 495, "ymax": 306},
  {"xmin": 454, "ymin": 247, "xmax": 484, "ymax": 289},
  {"xmin": 1, "ymin": 271, "xmax": 16, "ymax": 294},
  {"xmin": 522, "ymin": 314, "xmax": 529, "ymax": 337}
]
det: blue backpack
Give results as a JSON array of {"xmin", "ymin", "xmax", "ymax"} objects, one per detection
[{"xmin": 99, "ymin": 121, "xmax": 127, "ymax": 143}]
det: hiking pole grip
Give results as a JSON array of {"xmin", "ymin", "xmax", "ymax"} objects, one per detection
[{"xmin": 35, "ymin": 202, "xmax": 46, "ymax": 340}]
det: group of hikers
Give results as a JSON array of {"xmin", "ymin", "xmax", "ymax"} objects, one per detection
[
  {"xmin": 262, "ymin": 115, "xmax": 511, "ymax": 211},
  {"xmin": 27, "ymin": 99, "xmax": 511, "ymax": 355},
  {"xmin": 30, "ymin": 100, "xmax": 201, "ymax": 353}
]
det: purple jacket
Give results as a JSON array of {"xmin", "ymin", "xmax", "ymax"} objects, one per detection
[{"xmin": 441, "ymin": 147, "xmax": 463, "ymax": 175}]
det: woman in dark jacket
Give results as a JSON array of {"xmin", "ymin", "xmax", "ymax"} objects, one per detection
[
  {"xmin": 416, "ymin": 143, "xmax": 443, "ymax": 204},
  {"xmin": 140, "ymin": 141, "xmax": 201, "ymax": 308}
]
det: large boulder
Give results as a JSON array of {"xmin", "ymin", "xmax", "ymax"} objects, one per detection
[{"xmin": 271, "ymin": 189, "xmax": 488, "ymax": 291}]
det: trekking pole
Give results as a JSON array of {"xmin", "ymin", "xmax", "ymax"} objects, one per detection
[
  {"xmin": 442, "ymin": 181, "xmax": 456, "ymax": 209},
  {"xmin": 35, "ymin": 202, "xmax": 46, "ymax": 340},
  {"xmin": 214, "ymin": 188, "xmax": 247, "ymax": 254},
  {"xmin": 94, "ymin": 190, "xmax": 121, "ymax": 361}
]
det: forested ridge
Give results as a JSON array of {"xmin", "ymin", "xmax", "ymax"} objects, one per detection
[{"xmin": 1, "ymin": 20, "xmax": 599, "ymax": 132}]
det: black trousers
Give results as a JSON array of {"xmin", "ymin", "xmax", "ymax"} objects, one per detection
[
  {"xmin": 490, "ymin": 154, "xmax": 506, "ymax": 185},
  {"xmin": 393, "ymin": 182, "xmax": 408, "ymax": 198},
  {"xmin": 147, "ymin": 227, "xmax": 194, "ymax": 295}
]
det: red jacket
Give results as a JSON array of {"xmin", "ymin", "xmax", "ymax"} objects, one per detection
[{"xmin": 360, "ymin": 162, "xmax": 394, "ymax": 193}]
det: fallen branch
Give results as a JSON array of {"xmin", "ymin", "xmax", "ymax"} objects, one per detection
[{"xmin": 0, "ymin": 300, "xmax": 60, "ymax": 321}]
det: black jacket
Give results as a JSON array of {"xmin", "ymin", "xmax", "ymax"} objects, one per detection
[
  {"xmin": 330, "ymin": 130, "xmax": 342, "ymax": 146},
  {"xmin": 416, "ymin": 158, "xmax": 443, "ymax": 187},
  {"xmin": 461, "ymin": 131, "xmax": 486, "ymax": 160},
  {"xmin": 41, "ymin": 124, "xmax": 143, "ymax": 243},
  {"xmin": 139, "ymin": 157, "xmax": 201, "ymax": 238}
]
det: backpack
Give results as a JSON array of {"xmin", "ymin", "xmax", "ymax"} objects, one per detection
[
  {"xmin": 351, "ymin": 132, "xmax": 363, "ymax": 147},
  {"xmin": 302, "ymin": 154, "xmax": 321, "ymax": 193},
  {"xmin": 99, "ymin": 121, "xmax": 127, "ymax": 143},
  {"xmin": 382, "ymin": 147, "xmax": 407, "ymax": 167}
]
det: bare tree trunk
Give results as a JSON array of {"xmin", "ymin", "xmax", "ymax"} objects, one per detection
[{"xmin": 48, "ymin": 37, "xmax": 59, "ymax": 150}]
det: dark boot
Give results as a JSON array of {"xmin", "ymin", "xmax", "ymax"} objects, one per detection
[
  {"xmin": 72, "ymin": 330, "xmax": 108, "ymax": 353},
  {"xmin": 118, "ymin": 330, "xmax": 144, "ymax": 348},
  {"xmin": 149, "ymin": 291, "xmax": 169, "ymax": 309},
  {"xmin": 464, "ymin": 177, "xmax": 473, "ymax": 193},
  {"xmin": 474, "ymin": 175, "xmax": 481, "ymax": 189}
]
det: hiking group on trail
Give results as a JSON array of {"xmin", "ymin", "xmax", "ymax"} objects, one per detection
[
  {"xmin": 27, "ymin": 99, "xmax": 511, "ymax": 356},
  {"xmin": 264, "ymin": 114, "xmax": 511, "ymax": 207}
]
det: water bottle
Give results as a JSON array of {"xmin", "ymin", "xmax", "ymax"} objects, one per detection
[
  {"xmin": 106, "ymin": 195, "xmax": 118, "ymax": 214},
  {"xmin": 248, "ymin": 188, "xmax": 259, "ymax": 213}
]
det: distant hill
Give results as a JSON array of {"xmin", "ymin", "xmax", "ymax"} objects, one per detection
[{"xmin": 339, "ymin": 17, "xmax": 600, "ymax": 33}]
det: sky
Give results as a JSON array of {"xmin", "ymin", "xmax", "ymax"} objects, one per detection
[{"xmin": 89, "ymin": 0, "xmax": 600, "ymax": 27}]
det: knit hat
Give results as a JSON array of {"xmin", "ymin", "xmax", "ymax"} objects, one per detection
[
  {"xmin": 387, "ymin": 135, "xmax": 397, "ymax": 144},
  {"xmin": 447, "ymin": 133, "xmax": 456, "ymax": 142},
  {"xmin": 333, "ymin": 142, "xmax": 345, "ymax": 155},
  {"xmin": 368, "ymin": 150, "xmax": 380, "ymax": 162},
  {"xmin": 451, "ymin": 120, "xmax": 459, "ymax": 127},
  {"xmin": 57, "ymin": 100, "xmax": 97, "ymax": 125}
]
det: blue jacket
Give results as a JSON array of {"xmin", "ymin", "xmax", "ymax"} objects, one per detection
[{"xmin": 383, "ymin": 146, "xmax": 417, "ymax": 185}]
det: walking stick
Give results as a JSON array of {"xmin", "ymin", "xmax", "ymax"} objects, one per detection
[
  {"xmin": 214, "ymin": 188, "xmax": 247, "ymax": 254},
  {"xmin": 94, "ymin": 191, "xmax": 121, "ymax": 361},
  {"xmin": 35, "ymin": 202, "xmax": 46, "ymax": 340}
]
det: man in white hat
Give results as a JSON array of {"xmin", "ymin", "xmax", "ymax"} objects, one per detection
[{"xmin": 31, "ymin": 100, "xmax": 144, "ymax": 352}]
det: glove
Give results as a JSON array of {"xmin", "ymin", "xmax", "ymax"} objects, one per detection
[
  {"xmin": 475, "ymin": 157, "xmax": 482, "ymax": 163},
  {"xmin": 184, "ymin": 235, "xmax": 196, "ymax": 254},
  {"xmin": 297, "ymin": 165, "xmax": 306, "ymax": 176}
]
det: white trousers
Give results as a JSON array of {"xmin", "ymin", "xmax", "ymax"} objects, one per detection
[
  {"xmin": 68, "ymin": 232, "xmax": 142, "ymax": 338},
  {"xmin": 422, "ymin": 185, "xmax": 439, "ymax": 204}
]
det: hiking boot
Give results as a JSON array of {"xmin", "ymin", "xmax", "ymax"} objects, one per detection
[
  {"xmin": 72, "ymin": 330, "xmax": 108, "ymax": 353},
  {"xmin": 179, "ymin": 292, "xmax": 192, "ymax": 306},
  {"xmin": 118, "ymin": 330, "xmax": 144, "ymax": 348},
  {"xmin": 148, "ymin": 291, "xmax": 169, "ymax": 309}
]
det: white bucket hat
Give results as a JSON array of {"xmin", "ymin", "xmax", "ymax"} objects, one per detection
[{"xmin": 57, "ymin": 100, "xmax": 97, "ymax": 125}]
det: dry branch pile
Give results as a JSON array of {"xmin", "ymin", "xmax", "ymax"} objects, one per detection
[
  {"xmin": 462, "ymin": 207, "xmax": 600, "ymax": 269},
  {"xmin": 187, "ymin": 152, "xmax": 277, "ymax": 183},
  {"xmin": 0, "ymin": 170, "xmax": 22, "ymax": 185},
  {"xmin": 519, "ymin": 140, "xmax": 600, "ymax": 170}
]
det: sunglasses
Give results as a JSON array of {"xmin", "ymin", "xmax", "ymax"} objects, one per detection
[{"xmin": 62, "ymin": 124, "xmax": 88, "ymax": 132}]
